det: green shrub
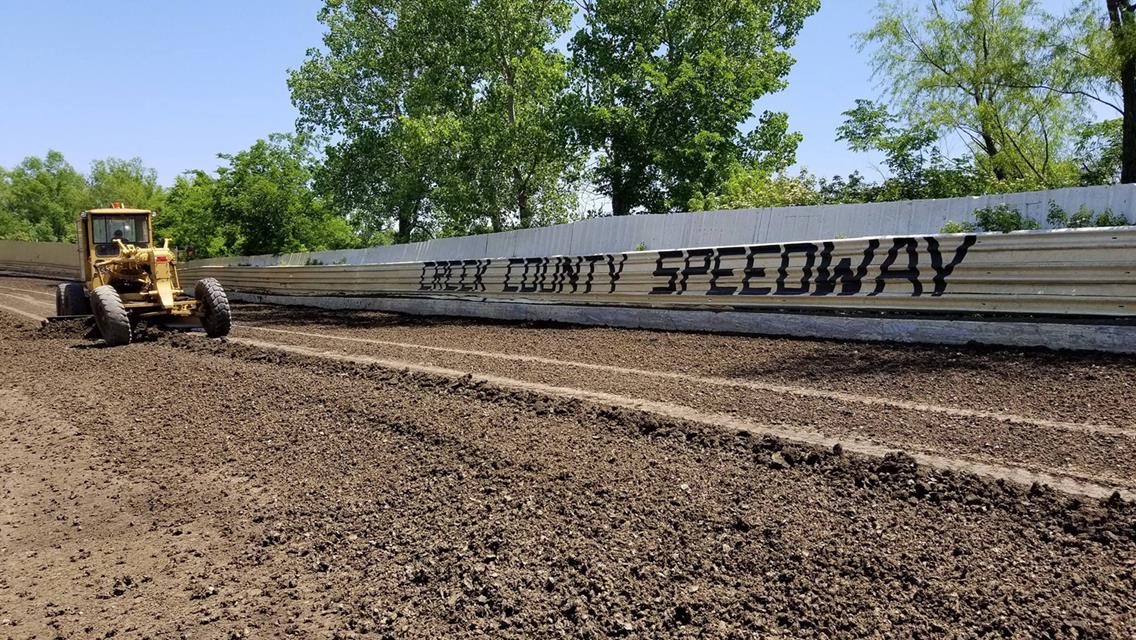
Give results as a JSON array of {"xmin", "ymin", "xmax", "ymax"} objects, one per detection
[
  {"xmin": 973, "ymin": 203, "xmax": 1040, "ymax": 233},
  {"xmin": 1046, "ymin": 201, "xmax": 1068, "ymax": 227},
  {"xmin": 1046, "ymin": 201, "xmax": 1130, "ymax": 228},
  {"xmin": 1094, "ymin": 208, "xmax": 1130, "ymax": 227},
  {"xmin": 939, "ymin": 220, "xmax": 976, "ymax": 233}
]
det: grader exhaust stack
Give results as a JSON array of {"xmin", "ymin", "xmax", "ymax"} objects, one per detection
[{"xmin": 52, "ymin": 204, "xmax": 231, "ymax": 346}]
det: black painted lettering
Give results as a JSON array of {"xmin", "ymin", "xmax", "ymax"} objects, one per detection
[
  {"xmin": 419, "ymin": 261, "xmax": 434, "ymax": 291},
  {"xmin": 708, "ymin": 246, "xmax": 746, "ymax": 295},
  {"xmin": 520, "ymin": 257, "xmax": 542, "ymax": 293},
  {"xmin": 561, "ymin": 257, "xmax": 582, "ymax": 293},
  {"xmin": 606, "ymin": 254, "xmax": 628, "ymax": 293},
  {"xmin": 871, "ymin": 237, "xmax": 922, "ymax": 296},
  {"xmin": 502, "ymin": 258, "xmax": 525, "ymax": 293},
  {"xmin": 582, "ymin": 255, "xmax": 605, "ymax": 293},
  {"xmin": 651, "ymin": 250, "xmax": 684, "ymax": 294},
  {"xmin": 680, "ymin": 248, "xmax": 714, "ymax": 293},
  {"xmin": 740, "ymin": 245, "xmax": 780, "ymax": 295},
  {"xmin": 775, "ymin": 242, "xmax": 818, "ymax": 295},
  {"xmin": 925, "ymin": 235, "xmax": 976, "ymax": 296},
  {"xmin": 540, "ymin": 258, "xmax": 560, "ymax": 293},
  {"xmin": 474, "ymin": 259, "xmax": 489, "ymax": 292}
]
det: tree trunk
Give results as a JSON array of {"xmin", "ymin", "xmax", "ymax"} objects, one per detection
[
  {"xmin": 1108, "ymin": 0, "xmax": 1136, "ymax": 183},
  {"xmin": 980, "ymin": 130, "xmax": 1008, "ymax": 181},
  {"xmin": 396, "ymin": 200, "xmax": 418, "ymax": 244},
  {"xmin": 513, "ymin": 167, "xmax": 533, "ymax": 228},
  {"xmin": 610, "ymin": 177, "xmax": 632, "ymax": 216}
]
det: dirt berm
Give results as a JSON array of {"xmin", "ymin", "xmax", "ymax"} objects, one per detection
[{"xmin": 0, "ymin": 317, "xmax": 1132, "ymax": 637}]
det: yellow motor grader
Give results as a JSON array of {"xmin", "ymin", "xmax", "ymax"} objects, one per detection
[{"xmin": 53, "ymin": 204, "xmax": 231, "ymax": 346}]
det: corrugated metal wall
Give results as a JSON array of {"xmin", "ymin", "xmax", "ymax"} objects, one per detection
[
  {"xmin": 188, "ymin": 184, "xmax": 1136, "ymax": 268},
  {"xmin": 177, "ymin": 228, "xmax": 1136, "ymax": 318}
]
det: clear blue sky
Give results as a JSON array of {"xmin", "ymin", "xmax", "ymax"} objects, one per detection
[{"xmin": 0, "ymin": 0, "xmax": 1088, "ymax": 185}]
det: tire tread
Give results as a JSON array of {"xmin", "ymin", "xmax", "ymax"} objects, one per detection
[
  {"xmin": 90, "ymin": 285, "xmax": 130, "ymax": 346},
  {"xmin": 195, "ymin": 278, "xmax": 231, "ymax": 337}
]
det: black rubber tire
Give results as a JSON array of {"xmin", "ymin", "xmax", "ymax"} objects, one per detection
[
  {"xmin": 55, "ymin": 284, "xmax": 67, "ymax": 316},
  {"xmin": 90, "ymin": 285, "xmax": 131, "ymax": 347},
  {"xmin": 56, "ymin": 282, "xmax": 91, "ymax": 316},
  {"xmin": 195, "ymin": 278, "xmax": 231, "ymax": 338}
]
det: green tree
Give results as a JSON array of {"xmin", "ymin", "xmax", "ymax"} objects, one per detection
[
  {"xmin": 1073, "ymin": 118, "xmax": 1124, "ymax": 184},
  {"xmin": 4, "ymin": 151, "xmax": 89, "ymax": 242},
  {"xmin": 570, "ymin": 0, "xmax": 819, "ymax": 215},
  {"xmin": 1104, "ymin": 0, "xmax": 1136, "ymax": 182},
  {"xmin": 87, "ymin": 157, "xmax": 165, "ymax": 211},
  {"xmin": 152, "ymin": 171, "xmax": 240, "ymax": 259},
  {"xmin": 862, "ymin": 0, "xmax": 1084, "ymax": 186},
  {"xmin": 689, "ymin": 167, "xmax": 822, "ymax": 211},
  {"xmin": 836, "ymin": 99, "xmax": 986, "ymax": 200},
  {"xmin": 1048, "ymin": 1, "xmax": 1136, "ymax": 182},
  {"xmin": 213, "ymin": 134, "xmax": 357, "ymax": 256},
  {"xmin": 290, "ymin": 0, "xmax": 582, "ymax": 242}
]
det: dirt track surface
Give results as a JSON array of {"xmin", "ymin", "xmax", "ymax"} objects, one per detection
[{"xmin": 2, "ymin": 274, "xmax": 1136, "ymax": 637}]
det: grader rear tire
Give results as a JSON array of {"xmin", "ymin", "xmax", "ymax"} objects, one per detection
[
  {"xmin": 90, "ymin": 285, "xmax": 131, "ymax": 347},
  {"xmin": 55, "ymin": 282, "xmax": 91, "ymax": 316},
  {"xmin": 195, "ymin": 278, "xmax": 231, "ymax": 338}
]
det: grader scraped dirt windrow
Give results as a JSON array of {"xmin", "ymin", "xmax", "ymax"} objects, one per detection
[{"xmin": 51, "ymin": 203, "xmax": 231, "ymax": 346}]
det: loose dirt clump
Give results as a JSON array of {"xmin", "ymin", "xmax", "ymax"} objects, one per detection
[{"xmin": 35, "ymin": 316, "xmax": 94, "ymax": 339}]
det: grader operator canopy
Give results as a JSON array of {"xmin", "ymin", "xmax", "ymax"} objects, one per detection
[{"xmin": 90, "ymin": 214, "xmax": 149, "ymax": 256}]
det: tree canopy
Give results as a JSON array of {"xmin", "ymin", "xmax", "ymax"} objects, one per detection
[{"xmin": 4, "ymin": 0, "xmax": 1133, "ymax": 252}]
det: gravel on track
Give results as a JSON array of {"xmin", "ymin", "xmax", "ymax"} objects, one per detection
[{"xmin": 1, "ymin": 311, "xmax": 1134, "ymax": 638}]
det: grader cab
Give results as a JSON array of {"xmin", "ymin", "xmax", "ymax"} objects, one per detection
[{"xmin": 54, "ymin": 204, "xmax": 231, "ymax": 346}]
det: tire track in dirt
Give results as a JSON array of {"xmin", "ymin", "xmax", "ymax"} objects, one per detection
[
  {"xmin": 0, "ymin": 290, "xmax": 54, "ymax": 310},
  {"xmin": 0, "ymin": 283, "xmax": 55, "ymax": 298},
  {"xmin": 0, "ymin": 301, "xmax": 48, "ymax": 322},
  {"xmin": 236, "ymin": 303, "xmax": 1136, "ymax": 428},
  {"xmin": 229, "ymin": 335, "xmax": 1134, "ymax": 500},
  {"xmin": 234, "ymin": 325, "xmax": 1136, "ymax": 490},
  {"xmin": 243, "ymin": 325, "xmax": 1135, "ymax": 438}
]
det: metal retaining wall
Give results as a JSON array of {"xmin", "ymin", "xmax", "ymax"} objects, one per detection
[
  {"xmin": 3, "ymin": 226, "xmax": 1135, "ymax": 351},
  {"xmin": 177, "ymin": 228, "xmax": 1136, "ymax": 318},
  {"xmin": 188, "ymin": 184, "xmax": 1136, "ymax": 268},
  {"xmin": 0, "ymin": 240, "xmax": 79, "ymax": 279}
]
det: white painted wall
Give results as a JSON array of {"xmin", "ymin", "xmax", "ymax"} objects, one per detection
[{"xmin": 180, "ymin": 184, "xmax": 1136, "ymax": 268}]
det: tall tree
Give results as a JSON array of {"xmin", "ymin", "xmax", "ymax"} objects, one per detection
[
  {"xmin": 290, "ymin": 0, "xmax": 581, "ymax": 242},
  {"xmin": 5, "ymin": 151, "xmax": 89, "ymax": 242},
  {"xmin": 836, "ymin": 99, "xmax": 985, "ymax": 199},
  {"xmin": 1105, "ymin": 0, "xmax": 1136, "ymax": 181},
  {"xmin": 1057, "ymin": 1, "xmax": 1136, "ymax": 182},
  {"xmin": 861, "ymin": 0, "xmax": 1084, "ymax": 186},
  {"xmin": 153, "ymin": 171, "xmax": 240, "ymax": 259},
  {"xmin": 87, "ymin": 157, "xmax": 165, "ymax": 210},
  {"xmin": 213, "ymin": 134, "xmax": 356, "ymax": 256},
  {"xmin": 569, "ymin": 0, "xmax": 819, "ymax": 215}
]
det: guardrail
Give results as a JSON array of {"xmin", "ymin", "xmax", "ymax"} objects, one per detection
[
  {"xmin": 4, "ymin": 227, "xmax": 1134, "ymax": 351},
  {"xmin": 177, "ymin": 228, "xmax": 1136, "ymax": 318}
]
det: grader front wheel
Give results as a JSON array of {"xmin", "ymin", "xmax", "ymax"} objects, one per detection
[
  {"xmin": 90, "ymin": 285, "xmax": 131, "ymax": 347},
  {"xmin": 195, "ymin": 278, "xmax": 231, "ymax": 338}
]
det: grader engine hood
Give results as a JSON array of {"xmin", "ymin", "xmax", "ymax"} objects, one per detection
[{"xmin": 94, "ymin": 240, "xmax": 180, "ymax": 309}]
